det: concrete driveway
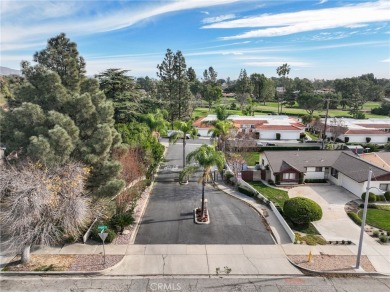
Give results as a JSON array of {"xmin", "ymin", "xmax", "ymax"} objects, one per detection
[
  {"xmin": 135, "ymin": 143, "xmax": 274, "ymax": 245},
  {"xmin": 288, "ymin": 185, "xmax": 390, "ymax": 273},
  {"xmin": 288, "ymin": 185, "xmax": 363, "ymax": 241}
]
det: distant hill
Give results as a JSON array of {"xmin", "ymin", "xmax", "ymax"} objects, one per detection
[{"xmin": 0, "ymin": 66, "xmax": 21, "ymax": 76}]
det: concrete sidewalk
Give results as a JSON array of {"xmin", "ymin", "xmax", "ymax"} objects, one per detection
[{"xmin": 104, "ymin": 244, "xmax": 301, "ymax": 276}]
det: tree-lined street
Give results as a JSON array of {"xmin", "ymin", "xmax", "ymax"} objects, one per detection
[{"xmin": 135, "ymin": 142, "xmax": 274, "ymax": 244}]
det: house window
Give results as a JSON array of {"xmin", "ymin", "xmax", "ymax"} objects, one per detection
[
  {"xmin": 379, "ymin": 184, "xmax": 389, "ymax": 191},
  {"xmin": 315, "ymin": 167, "xmax": 322, "ymax": 172},
  {"xmin": 331, "ymin": 168, "xmax": 338, "ymax": 179},
  {"xmin": 283, "ymin": 173, "xmax": 296, "ymax": 180}
]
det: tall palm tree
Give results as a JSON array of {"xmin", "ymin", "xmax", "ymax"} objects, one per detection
[
  {"xmin": 169, "ymin": 120, "xmax": 198, "ymax": 169},
  {"xmin": 276, "ymin": 63, "xmax": 291, "ymax": 114},
  {"xmin": 179, "ymin": 145, "xmax": 225, "ymax": 219},
  {"xmin": 208, "ymin": 120, "xmax": 233, "ymax": 153}
]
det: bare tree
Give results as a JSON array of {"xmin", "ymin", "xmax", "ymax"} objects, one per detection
[
  {"xmin": 226, "ymin": 153, "xmax": 246, "ymax": 188},
  {"xmin": 0, "ymin": 161, "xmax": 92, "ymax": 263},
  {"xmin": 329, "ymin": 117, "xmax": 347, "ymax": 141}
]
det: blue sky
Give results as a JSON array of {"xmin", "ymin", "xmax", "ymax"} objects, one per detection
[{"xmin": 1, "ymin": 0, "xmax": 389, "ymax": 80}]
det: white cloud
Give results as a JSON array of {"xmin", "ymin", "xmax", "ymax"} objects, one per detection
[
  {"xmin": 1, "ymin": 0, "xmax": 240, "ymax": 52},
  {"xmin": 317, "ymin": 0, "xmax": 328, "ymax": 4},
  {"xmin": 381, "ymin": 58, "xmax": 390, "ymax": 62},
  {"xmin": 202, "ymin": 14, "xmax": 236, "ymax": 24},
  {"xmin": 202, "ymin": 0, "xmax": 390, "ymax": 40}
]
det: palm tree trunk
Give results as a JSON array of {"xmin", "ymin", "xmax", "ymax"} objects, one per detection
[
  {"xmin": 182, "ymin": 137, "xmax": 186, "ymax": 169},
  {"xmin": 201, "ymin": 180, "xmax": 206, "ymax": 217}
]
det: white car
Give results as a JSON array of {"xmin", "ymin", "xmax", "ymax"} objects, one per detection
[
  {"xmin": 167, "ymin": 130, "xmax": 191, "ymax": 139},
  {"xmin": 256, "ymin": 141, "xmax": 264, "ymax": 146}
]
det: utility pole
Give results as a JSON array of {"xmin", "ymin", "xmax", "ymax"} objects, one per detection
[{"xmin": 322, "ymin": 98, "xmax": 330, "ymax": 150}]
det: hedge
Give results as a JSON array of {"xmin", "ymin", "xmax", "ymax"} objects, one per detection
[
  {"xmin": 258, "ymin": 146, "xmax": 321, "ymax": 151},
  {"xmin": 347, "ymin": 212, "xmax": 362, "ymax": 226},
  {"xmin": 238, "ymin": 185, "xmax": 256, "ymax": 197},
  {"xmin": 361, "ymin": 192, "xmax": 376, "ymax": 203},
  {"xmin": 283, "ymin": 197, "xmax": 323, "ymax": 225},
  {"xmin": 304, "ymin": 179, "xmax": 328, "ymax": 183},
  {"xmin": 385, "ymin": 191, "xmax": 390, "ymax": 201}
]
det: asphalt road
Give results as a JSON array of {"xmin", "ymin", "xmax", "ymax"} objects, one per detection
[
  {"xmin": 2, "ymin": 275, "xmax": 390, "ymax": 292},
  {"xmin": 134, "ymin": 142, "xmax": 274, "ymax": 245}
]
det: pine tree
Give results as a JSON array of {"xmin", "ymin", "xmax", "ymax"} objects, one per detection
[{"xmin": 0, "ymin": 33, "xmax": 124, "ymax": 197}]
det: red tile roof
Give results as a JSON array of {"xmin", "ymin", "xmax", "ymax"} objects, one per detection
[
  {"xmin": 256, "ymin": 124, "xmax": 302, "ymax": 131},
  {"xmin": 231, "ymin": 120, "xmax": 266, "ymax": 125},
  {"xmin": 345, "ymin": 129, "xmax": 389, "ymax": 135},
  {"xmin": 355, "ymin": 124, "xmax": 390, "ymax": 129}
]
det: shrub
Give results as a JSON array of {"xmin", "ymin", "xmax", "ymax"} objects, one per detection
[
  {"xmin": 373, "ymin": 230, "xmax": 380, "ymax": 237},
  {"xmin": 366, "ymin": 137, "xmax": 371, "ymax": 143},
  {"xmin": 283, "ymin": 197, "xmax": 323, "ymax": 225},
  {"xmin": 276, "ymin": 133, "xmax": 281, "ymax": 140},
  {"xmin": 238, "ymin": 185, "xmax": 256, "ymax": 197},
  {"xmin": 110, "ymin": 210, "xmax": 134, "ymax": 233},
  {"xmin": 387, "ymin": 231, "xmax": 390, "ymax": 236},
  {"xmin": 224, "ymin": 172, "xmax": 234, "ymax": 184},
  {"xmin": 384, "ymin": 191, "xmax": 390, "ymax": 201},
  {"xmin": 298, "ymin": 173, "xmax": 304, "ymax": 184},
  {"xmin": 230, "ymin": 102, "xmax": 237, "ymax": 110},
  {"xmin": 91, "ymin": 226, "xmax": 117, "ymax": 243},
  {"xmin": 299, "ymin": 133, "xmax": 306, "ymax": 139},
  {"xmin": 361, "ymin": 192, "xmax": 376, "ymax": 203},
  {"xmin": 275, "ymin": 173, "xmax": 281, "ymax": 185},
  {"xmin": 347, "ymin": 212, "xmax": 362, "ymax": 226},
  {"xmin": 268, "ymin": 179, "xmax": 275, "ymax": 186},
  {"xmin": 304, "ymin": 179, "xmax": 328, "ymax": 183},
  {"xmin": 379, "ymin": 235, "xmax": 389, "ymax": 243}
]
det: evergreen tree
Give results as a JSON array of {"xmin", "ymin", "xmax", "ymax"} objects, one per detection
[
  {"xmin": 235, "ymin": 69, "xmax": 252, "ymax": 111},
  {"xmin": 157, "ymin": 49, "xmax": 193, "ymax": 128},
  {"xmin": 0, "ymin": 33, "xmax": 124, "ymax": 197},
  {"xmin": 33, "ymin": 33, "xmax": 86, "ymax": 93}
]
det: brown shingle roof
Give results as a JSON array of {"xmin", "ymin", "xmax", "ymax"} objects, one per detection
[
  {"xmin": 264, "ymin": 150, "xmax": 342, "ymax": 173},
  {"xmin": 332, "ymin": 152, "xmax": 389, "ymax": 182}
]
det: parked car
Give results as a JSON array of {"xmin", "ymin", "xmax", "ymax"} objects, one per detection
[
  {"xmin": 256, "ymin": 141, "xmax": 264, "ymax": 146},
  {"xmin": 266, "ymin": 142, "xmax": 276, "ymax": 146},
  {"xmin": 167, "ymin": 130, "xmax": 191, "ymax": 139}
]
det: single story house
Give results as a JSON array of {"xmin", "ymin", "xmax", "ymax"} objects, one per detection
[
  {"xmin": 193, "ymin": 115, "xmax": 305, "ymax": 139},
  {"xmin": 311, "ymin": 118, "xmax": 390, "ymax": 144},
  {"xmin": 261, "ymin": 150, "xmax": 390, "ymax": 197}
]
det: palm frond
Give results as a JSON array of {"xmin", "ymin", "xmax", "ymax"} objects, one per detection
[{"xmin": 179, "ymin": 165, "xmax": 200, "ymax": 182}]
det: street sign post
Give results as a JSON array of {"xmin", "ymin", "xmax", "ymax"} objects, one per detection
[
  {"xmin": 98, "ymin": 232, "xmax": 108, "ymax": 265},
  {"xmin": 97, "ymin": 225, "xmax": 107, "ymax": 231}
]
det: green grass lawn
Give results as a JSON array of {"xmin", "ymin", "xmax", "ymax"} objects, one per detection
[
  {"xmin": 192, "ymin": 101, "xmax": 385, "ymax": 119},
  {"xmin": 248, "ymin": 181, "xmax": 289, "ymax": 207},
  {"xmin": 241, "ymin": 152, "xmax": 260, "ymax": 166},
  {"xmin": 358, "ymin": 209, "xmax": 390, "ymax": 231}
]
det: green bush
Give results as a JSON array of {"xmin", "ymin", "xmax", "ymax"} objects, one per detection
[
  {"xmin": 224, "ymin": 172, "xmax": 234, "ymax": 184},
  {"xmin": 344, "ymin": 137, "xmax": 349, "ymax": 143},
  {"xmin": 347, "ymin": 212, "xmax": 362, "ymax": 226},
  {"xmin": 361, "ymin": 192, "xmax": 376, "ymax": 203},
  {"xmin": 366, "ymin": 137, "xmax": 371, "ymax": 143},
  {"xmin": 373, "ymin": 230, "xmax": 380, "ymax": 237},
  {"xmin": 379, "ymin": 235, "xmax": 389, "ymax": 243},
  {"xmin": 238, "ymin": 185, "xmax": 256, "ymax": 197},
  {"xmin": 91, "ymin": 227, "xmax": 117, "ymax": 243},
  {"xmin": 275, "ymin": 173, "xmax": 281, "ymax": 185},
  {"xmin": 304, "ymin": 179, "xmax": 328, "ymax": 183},
  {"xmin": 110, "ymin": 209, "xmax": 134, "ymax": 233},
  {"xmin": 283, "ymin": 197, "xmax": 323, "ymax": 225},
  {"xmin": 384, "ymin": 191, "xmax": 390, "ymax": 201}
]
